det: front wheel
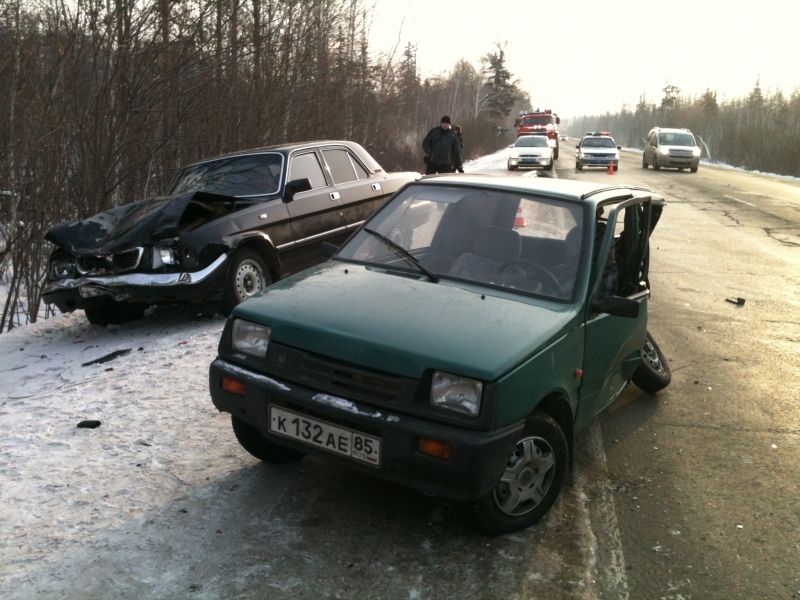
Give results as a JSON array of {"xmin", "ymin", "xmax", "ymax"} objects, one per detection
[
  {"xmin": 553, "ymin": 147, "xmax": 559, "ymax": 160},
  {"xmin": 690, "ymin": 166, "xmax": 699, "ymax": 173},
  {"xmin": 544, "ymin": 160, "xmax": 554, "ymax": 171},
  {"xmin": 575, "ymin": 161, "xmax": 583, "ymax": 171},
  {"xmin": 653, "ymin": 156, "xmax": 661, "ymax": 170},
  {"xmin": 221, "ymin": 247, "xmax": 272, "ymax": 315},
  {"xmin": 642, "ymin": 154, "xmax": 648, "ymax": 168},
  {"xmin": 473, "ymin": 410, "xmax": 568, "ymax": 534},
  {"xmin": 507, "ymin": 164, "xmax": 518, "ymax": 171},
  {"xmin": 613, "ymin": 164, "xmax": 619, "ymax": 172},
  {"xmin": 231, "ymin": 416, "xmax": 305, "ymax": 463},
  {"xmin": 631, "ymin": 332, "xmax": 672, "ymax": 393}
]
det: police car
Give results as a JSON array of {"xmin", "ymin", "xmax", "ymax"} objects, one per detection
[{"xmin": 575, "ymin": 132, "xmax": 621, "ymax": 171}]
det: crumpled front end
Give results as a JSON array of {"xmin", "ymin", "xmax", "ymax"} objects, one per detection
[{"xmin": 43, "ymin": 191, "xmax": 239, "ymax": 312}]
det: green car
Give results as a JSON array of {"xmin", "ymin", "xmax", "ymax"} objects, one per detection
[{"xmin": 209, "ymin": 176, "xmax": 671, "ymax": 533}]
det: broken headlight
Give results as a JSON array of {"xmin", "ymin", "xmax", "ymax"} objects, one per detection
[
  {"xmin": 430, "ymin": 371, "xmax": 483, "ymax": 416},
  {"xmin": 231, "ymin": 319, "xmax": 271, "ymax": 358},
  {"xmin": 51, "ymin": 258, "xmax": 76, "ymax": 279},
  {"xmin": 152, "ymin": 246, "xmax": 179, "ymax": 268}
]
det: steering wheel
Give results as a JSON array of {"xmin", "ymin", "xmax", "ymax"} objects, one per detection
[{"xmin": 499, "ymin": 259, "xmax": 562, "ymax": 295}]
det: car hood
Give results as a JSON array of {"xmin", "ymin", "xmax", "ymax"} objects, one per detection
[
  {"xmin": 233, "ymin": 262, "xmax": 581, "ymax": 381},
  {"xmin": 45, "ymin": 191, "xmax": 239, "ymax": 254}
]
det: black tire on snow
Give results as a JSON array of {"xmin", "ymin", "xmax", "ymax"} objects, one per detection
[
  {"xmin": 231, "ymin": 415, "xmax": 305, "ymax": 463},
  {"xmin": 221, "ymin": 247, "xmax": 272, "ymax": 315},
  {"xmin": 84, "ymin": 301, "xmax": 147, "ymax": 326},
  {"xmin": 473, "ymin": 410, "xmax": 568, "ymax": 534},
  {"xmin": 631, "ymin": 331, "xmax": 672, "ymax": 393},
  {"xmin": 642, "ymin": 154, "xmax": 648, "ymax": 168}
]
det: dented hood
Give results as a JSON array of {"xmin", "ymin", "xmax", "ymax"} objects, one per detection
[{"xmin": 45, "ymin": 191, "xmax": 235, "ymax": 254}]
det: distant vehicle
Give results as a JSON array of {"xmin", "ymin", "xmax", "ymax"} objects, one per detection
[
  {"xmin": 575, "ymin": 132, "xmax": 621, "ymax": 172},
  {"xmin": 560, "ymin": 135, "xmax": 568, "ymax": 141},
  {"xmin": 209, "ymin": 175, "xmax": 670, "ymax": 533},
  {"xmin": 43, "ymin": 142, "xmax": 419, "ymax": 325},
  {"xmin": 642, "ymin": 127, "xmax": 701, "ymax": 172},
  {"xmin": 514, "ymin": 109, "xmax": 561, "ymax": 159},
  {"xmin": 507, "ymin": 136, "xmax": 554, "ymax": 171}
]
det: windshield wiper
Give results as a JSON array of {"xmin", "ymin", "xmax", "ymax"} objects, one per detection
[{"xmin": 363, "ymin": 228, "xmax": 439, "ymax": 283}]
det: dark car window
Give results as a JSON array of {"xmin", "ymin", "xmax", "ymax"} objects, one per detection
[
  {"xmin": 520, "ymin": 116, "xmax": 553, "ymax": 126},
  {"xmin": 338, "ymin": 185, "xmax": 584, "ymax": 301},
  {"xmin": 169, "ymin": 153, "xmax": 283, "ymax": 197},
  {"xmin": 515, "ymin": 137, "xmax": 549, "ymax": 147},
  {"xmin": 351, "ymin": 155, "xmax": 370, "ymax": 179},
  {"xmin": 581, "ymin": 138, "xmax": 616, "ymax": 148},
  {"xmin": 658, "ymin": 132, "xmax": 695, "ymax": 146},
  {"xmin": 289, "ymin": 152, "xmax": 328, "ymax": 190},
  {"xmin": 322, "ymin": 149, "xmax": 358, "ymax": 184}
]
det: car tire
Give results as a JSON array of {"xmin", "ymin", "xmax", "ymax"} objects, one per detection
[
  {"xmin": 575, "ymin": 161, "xmax": 582, "ymax": 171},
  {"xmin": 613, "ymin": 164, "xmax": 619, "ymax": 172},
  {"xmin": 231, "ymin": 415, "xmax": 306, "ymax": 463},
  {"xmin": 508, "ymin": 165, "xmax": 518, "ymax": 171},
  {"xmin": 690, "ymin": 166, "xmax": 699, "ymax": 173},
  {"xmin": 221, "ymin": 247, "xmax": 272, "ymax": 315},
  {"xmin": 631, "ymin": 332, "xmax": 672, "ymax": 393},
  {"xmin": 84, "ymin": 301, "xmax": 147, "ymax": 326},
  {"xmin": 553, "ymin": 148, "xmax": 559, "ymax": 160},
  {"xmin": 544, "ymin": 160, "xmax": 554, "ymax": 172},
  {"xmin": 653, "ymin": 156, "xmax": 661, "ymax": 170},
  {"xmin": 473, "ymin": 410, "xmax": 568, "ymax": 534},
  {"xmin": 642, "ymin": 154, "xmax": 648, "ymax": 168}
]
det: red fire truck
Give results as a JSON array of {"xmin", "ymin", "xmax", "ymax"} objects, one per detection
[{"xmin": 514, "ymin": 109, "xmax": 561, "ymax": 159}]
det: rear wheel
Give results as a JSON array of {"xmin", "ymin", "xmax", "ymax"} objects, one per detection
[
  {"xmin": 631, "ymin": 332, "xmax": 672, "ymax": 393},
  {"xmin": 231, "ymin": 416, "xmax": 305, "ymax": 463},
  {"xmin": 473, "ymin": 410, "xmax": 568, "ymax": 534},
  {"xmin": 84, "ymin": 301, "xmax": 147, "ymax": 326},
  {"xmin": 642, "ymin": 154, "xmax": 648, "ymax": 168},
  {"xmin": 221, "ymin": 247, "xmax": 272, "ymax": 315}
]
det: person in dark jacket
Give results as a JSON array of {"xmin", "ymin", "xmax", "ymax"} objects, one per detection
[
  {"xmin": 422, "ymin": 116, "xmax": 463, "ymax": 175},
  {"xmin": 452, "ymin": 124, "xmax": 465, "ymax": 173}
]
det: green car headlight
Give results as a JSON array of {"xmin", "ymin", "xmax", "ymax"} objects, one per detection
[
  {"xmin": 430, "ymin": 371, "xmax": 483, "ymax": 416},
  {"xmin": 231, "ymin": 319, "xmax": 271, "ymax": 358}
]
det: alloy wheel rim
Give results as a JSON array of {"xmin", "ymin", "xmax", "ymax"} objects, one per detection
[
  {"xmin": 234, "ymin": 259, "xmax": 266, "ymax": 301},
  {"xmin": 493, "ymin": 436, "xmax": 556, "ymax": 516}
]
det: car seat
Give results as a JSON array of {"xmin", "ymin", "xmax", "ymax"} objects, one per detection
[{"xmin": 447, "ymin": 226, "xmax": 522, "ymax": 280}]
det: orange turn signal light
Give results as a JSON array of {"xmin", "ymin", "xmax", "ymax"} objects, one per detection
[
  {"xmin": 222, "ymin": 377, "xmax": 246, "ymax": 396},
  {"xmin": 417, "ymin": 438, "xmax": 452, "ymax": 460}
]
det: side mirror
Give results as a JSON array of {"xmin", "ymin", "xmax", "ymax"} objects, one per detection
[
  {"xmin": 617, "ymin": 145, "xmax": 622, "ymax": 150},
  {"xmin": 319, "ymin": 241, "xmax": 338, "ymax": 259},
  {"xmin": 575, "ymin": 144, "xmax": 580, "ymax": 148},
  {"xmin": 556, "ymin": 117, "xmax": 561, "ymax": 124},
  {"xmin": 283, "ymin": 178, "xmax": 312, "ymax": 202},
  {"xmin": 508, "ymin": 144, "xmax": 514, "ymax": 149},
  {"xmin": 594, "ymin": 296, "xmax": 640, "ymax": 318}
]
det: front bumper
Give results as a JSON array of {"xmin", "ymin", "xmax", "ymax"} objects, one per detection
[
  {"xmin": 658, "ymin": 153, "xmax": 700, "ymax": 169},
  {"xmin": 577, "ymin": 155, "xmax": 618, "ymax": 168},
  {"xmin": 209, "ymin": 358, "xmax": 524, "ymax": 502},
  {"xmin": 509, "ymin": 156, "xmax": 551, "ymax": 169},
  {"xmin": 42, "ymin": 253, "xmax": 229, "ymax": 312}
]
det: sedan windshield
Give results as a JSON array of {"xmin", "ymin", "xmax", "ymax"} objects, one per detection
[
  {"xmin": 169, "ymin": 153, "xmax": 283, "ymax": 197},
  {"xmin": 515, "ymin": 136, "xmax": 549, "ymax": 148},
  {"xmin": 581, "ymin": 137, "xmax": 616, "ymax": 148},
  {"xmin": 337, "ymin": 185, "xmax": 585, "ymax": 301},
  {"xmin": 658, "ymin": 132, "xmax": 695, "ymax": 146}
]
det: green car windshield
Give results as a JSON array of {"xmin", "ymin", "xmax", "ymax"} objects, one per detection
[{"xmin": 337, "ymin": 185, "xmax": 586, "ymax": 301}]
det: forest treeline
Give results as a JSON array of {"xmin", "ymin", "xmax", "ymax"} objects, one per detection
[
  {"xmin": 0, "ymin": 0, "xmax": 528, "ymax": 331},
  {"xmin": 565, "ymin": 82, "xmax": 800, "ymax": 178}
]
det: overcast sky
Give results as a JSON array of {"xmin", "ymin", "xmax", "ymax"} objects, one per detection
[{"xmin": 367, "ymin": 0, "xmax": 800, "ymax": 119}]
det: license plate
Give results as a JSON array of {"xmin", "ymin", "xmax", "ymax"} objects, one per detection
[{"xmin": 268, "ymin": 405, "xmax": 381, "ymax": 467}]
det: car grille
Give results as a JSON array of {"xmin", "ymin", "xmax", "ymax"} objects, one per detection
[
  {"xmin": 669, "ymin": 149, "xmax": 694, "ymax": 157},
  {"xmin": 75, "ymin": 247, "xmax": 143, "ymax": 275},
  {"xmin": 298, "ymin": 353, "xmax": 404, "ymax": 403}
]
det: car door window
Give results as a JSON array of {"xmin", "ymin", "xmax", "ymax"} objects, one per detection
[
  {"xmin": 288, "ymin": 152, "xmax": 328, "ymax": 190},
  {"xmin": 350, "ymin": 155, "xmax": 370, "ymax": 179},
  {"xmin": 322, "ymin": 149, "xmax": 358, "ymax": 184}
]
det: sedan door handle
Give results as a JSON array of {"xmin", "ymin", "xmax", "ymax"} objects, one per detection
[
  {"xmin": 371, "ymin": 183, "xmax": 382, "ymax": 192},
  {"xmin": 329, "ymin": 192, "xmax": 341, "ymax": 201}
]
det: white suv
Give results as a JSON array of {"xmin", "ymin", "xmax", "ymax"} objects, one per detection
[{"xmin": 642, "ymin": 128, "xmax": 701, "ymax": 172}]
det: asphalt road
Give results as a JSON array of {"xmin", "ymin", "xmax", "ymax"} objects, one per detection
[{"xmin": 5, "ymin": 148, "xmax": 798, "ymax": 600}]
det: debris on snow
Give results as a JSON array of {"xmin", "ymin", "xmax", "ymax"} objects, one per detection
[
  {"xmin": 76, "ymin": 420, "xmax": 102, "ymax": 429},
  {"xmin": 81, "ymin": 348, "xmax": 132, "ymax": 367}
]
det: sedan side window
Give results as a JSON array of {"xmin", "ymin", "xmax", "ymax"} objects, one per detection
[
  {"xmin": 289, "ymin": 153, "xmax": 328, "ymax": 190},
  {"xmin": 350, "ymin": 154, "xmax": 370, "ymax": 179},
  {"xmin": 322, "ymin": 149, "xmax": 357, "ymax": 184}
]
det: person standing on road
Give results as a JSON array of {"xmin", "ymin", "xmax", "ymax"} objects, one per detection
[
  {"xmin": 422, "ymin": 116, "xmax": 463, "ymax": 175},
  {"xmin": 452, "ymin": 124, "xmax": 465, "ymax": 173}
]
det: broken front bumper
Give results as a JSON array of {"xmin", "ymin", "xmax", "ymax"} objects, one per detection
[{"xmin": 42, "ymin": 253, "xmax": 229, "ymax": 312}]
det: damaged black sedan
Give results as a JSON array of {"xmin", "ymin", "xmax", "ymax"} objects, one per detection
[{"xmin": 43, "ymin": 141, "xmax": 418, "ymax": 324}]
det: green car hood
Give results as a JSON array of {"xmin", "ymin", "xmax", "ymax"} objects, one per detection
[{"xmin": 233, "ymin": 262, "xmax": 581, "ymax": 381}]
